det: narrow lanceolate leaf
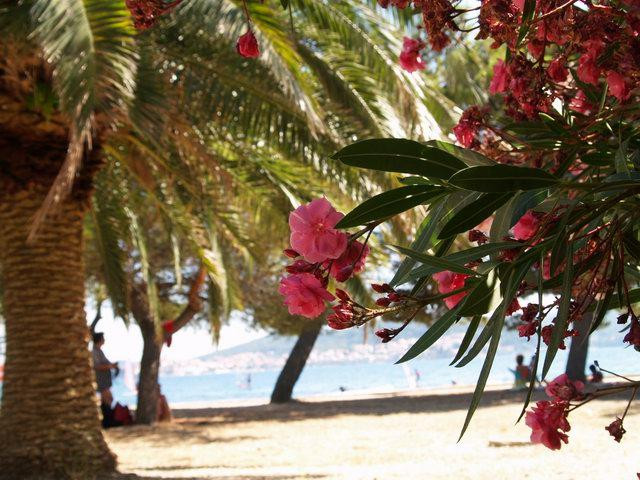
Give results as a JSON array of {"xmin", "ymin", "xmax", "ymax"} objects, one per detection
[
  {"xmin": 448, "ymin": 165, "xmax": 559, "ymax": 192},
  {"xmin": 590, "ymin": 287, "xmax": 613, "ymax": 334},
  {"xmin": 458, "ymin": 261, "xmax": 533, "ymax": 440},
  {"xmin": 458, "ymin": 306, "xmax": 504, "ymax": 441},
  {"xmin": 332, "ymin": 138, "xmax": 467, "ymax": 180},
  {"xmin": 458, "ymin": 278, "xmax": 495, "ymax": 316},
  {"xmin": 336, "ymin": 185, "xmax": 444, "ymax": 228},
  {"xmin": 517, "ymin": 324, "xmax": 542, "ymax": 422},
  {"xmin": 396, "ymin": 308, "xmax": 460, "ymax": 364},
  {"xmin": 541, "ymin": 242, "xmax": 574, "ymax": 380},
  {"xmin": 398, "ymin": 242, "xmax": 520, "ymax": 285},
  {"xmin": 393, "ymin": 245, "xmax": 479, "ymax": 276},
  {"xmin": 390, "ymin": 201, "xmax": 446, "ymax": 287},
  {"xmin": 456, "ymin": 259, "xmax": 533, "ymax": 368},
  {"xmin": 490, "ymin": 194, "xmax": 519, "ymax": 244},
  {"xmin": 438, "ymin": 193, "xmax": 512, "ymax": 239},
  {"xmin": 424, "ymin": 140, "xmax": 496, "ymax": 166},
  {"xmin": 450, "ymin": 315, "xmax": 482, "ymax": 366},
  {"xmin": 509, "ymin": 189, "xmax": 548, "ymax": 228}
]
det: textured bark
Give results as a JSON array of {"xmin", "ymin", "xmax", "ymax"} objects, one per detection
[
  {"xmin": 565, "ymin": 311, "xmax": 592, "ymax": 383},
  {"xmin": 0, "ymin": 187, "xmax": 116, "ymax": 479},
  {"xmin": 271, "ymin": 320, "xmax": 323, "ymax": 404},
  {"xmin": 130, "ymin": 285, "xmax": 161, "ymax": 425},
  {"xmin": 130, "ymin": 269, "xmax": 205, "ymax": 425}
]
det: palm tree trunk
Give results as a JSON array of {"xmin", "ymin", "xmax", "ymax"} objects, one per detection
[
  {"xmin": 136, "ymin": 322, "xmax": 162, "ymax": 425},
  {"xmin": 130, "ymin": 285, "xmax": 161, "ymax": 425},
  {"xmin": 271, "ymin": 320, "xmax": 323, "ymax": 404},
  {"xmin": 565, "ymin": 311, "xmax": 592, "ymax": 383},
  {"xmin": 0, "ymin": 187, "xmax": 115, "ymax": 479}
]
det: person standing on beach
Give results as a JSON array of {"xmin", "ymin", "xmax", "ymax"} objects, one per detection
[
  {"xmin": 511, "ymin": 354, "xmax": 531, "ymax": 390},
  {"xmin": 92, "ymin": 332, "xmax": 118, "ymax": 408}
]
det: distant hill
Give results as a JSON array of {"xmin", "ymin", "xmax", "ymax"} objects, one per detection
[{"xmin": 161, "ymin": 313, "xmax": 627, "ymax": 376}]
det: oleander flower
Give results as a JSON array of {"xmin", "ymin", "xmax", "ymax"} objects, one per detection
[
  {"xmin": 279, "ymin": 273, "xmax": 335, "ymax": 318},
  {"xmin": 289, "ymin": 198, "xmax": 348, "ymax": 263},
  {"xmin": 236, "ymin": 30, "xmax": 260, "ymax": 58}
]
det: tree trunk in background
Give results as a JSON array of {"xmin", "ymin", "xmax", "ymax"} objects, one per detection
[
  {"xmin": 0, "ymin": 187, "xmax": 115, "ymax": 479},
  {"xmin": 271, "ymin": 320, "xmax": 323, "ymax": 404},
  {"xmin": 566, "ymin": 311, "xmax": 593, "ymax": 383},
  {"xmin": 130, "ymin": 286, "xmax": 161, "ymax": 425}
]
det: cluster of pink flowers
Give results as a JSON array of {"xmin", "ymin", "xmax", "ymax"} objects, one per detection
[
  {"xmin": 279, "ymin": 198, "xmax": 369, "ymax": 319},
  {"xmin": 399, "ymin": 37, "xmax": 426, "ymax": 72},
  {"xmin": 525, "ymin": 374, "xmax": 584, "ymax": 450},
  {"xmin": 383, "ymin": 0, "xmax": 639, "ymax": 160}
]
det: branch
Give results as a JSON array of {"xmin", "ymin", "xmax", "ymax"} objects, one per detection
[
  {"xmin": 89, "ymin": 299, "xmax": 103, "ymax": 334},
  {"xmin": 163, "ymin": 264, "xmax": 208, "ymax": 340}
]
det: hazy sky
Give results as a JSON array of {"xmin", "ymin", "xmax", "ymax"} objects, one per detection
[{"xmin": 87, "ymin": 303, "xmax": 267, "ymax": 363}]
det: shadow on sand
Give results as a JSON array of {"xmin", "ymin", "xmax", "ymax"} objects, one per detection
[{"xmin": 166, "ymin": 384, "xmax": 638, "ymax": 426}]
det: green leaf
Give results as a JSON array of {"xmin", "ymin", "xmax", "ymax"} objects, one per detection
[
  {"xmin": 333, "ymin": 138, "xmax": 467, "ymax": 180},
  {"xmin": 390, "ymin": 201, "xmax": 446, "ymax": 287},
  {"xmin": 392, "ymin": 245, "xmax": 480, "ymax": 276},
  {"xmin": 458, "ymin": 303, "xmax": 504, "ymax": 440},
  {"xmin": 517, "ymin": 325, "xmax": 542, "ymax": 422},
  {"xmin": 399, "ymin": 242, "xmax": 520, "ymax": 285},
  {"xmin": 456, "ymin": 259, "xmax": 533, "ymax": 368},
  {"xmin": 615, "ymin": 140, "xmax": 630, "ymax": 177},
  {"xmin": 458, "ymin": 278, "xmax": 495, "ymax": 316},
  {"xmin": 424, "ymin": 140, "xmax": 496, "ymax": 166},
  {"xmin": 458, "ymin": 261, "xmax": 533, "ymax": 440},
  {"xmin": 590, "ymin": 287, "xmax": 613, "ymax": 334},
  {"xmin": 396, "ymin": 308, "xmax": 460, "ymax": 363},
  {"xmin": 509, "ymin": 189, "xmax": 548, "ymax": 228},
  {"xmin": 450, "ymin": 315, "xmax": 482, "ymax": 366},
  {"xmin": 336, "ymin": 185, "xmax": 444, "ymax": 228},
  {"xmin": 448, "ymin": 165, "xmax": 559, "ymax": 192},
  {"xmin": 541, "ymin": 242, "xmax": 574, "ymax": 380},
  {"xmin": 438, "ymin": 193, "xmax": 512, "ymax": 239},
  {"xmin": 490, "ymin": 194, "xmax": 518, "ymax": 243}
]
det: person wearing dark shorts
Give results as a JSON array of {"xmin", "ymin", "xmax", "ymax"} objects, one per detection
[{"xmin": 92, "ymin": 332, "xmax": 118, "ymax": 408}]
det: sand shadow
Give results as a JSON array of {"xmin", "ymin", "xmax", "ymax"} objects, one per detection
[{"xmin": 169, "ymin": 383, "xmax": 640, "ymax": 427}]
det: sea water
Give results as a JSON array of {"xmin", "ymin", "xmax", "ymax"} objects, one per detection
[{"xmin": 109, "ymin": 344, "xmax": 639, "ymax": 406}]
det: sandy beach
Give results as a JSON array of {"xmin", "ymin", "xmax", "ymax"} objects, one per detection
[{"xmin": 106, "ymin": 385, "xmax": 640, "ymax": 480}]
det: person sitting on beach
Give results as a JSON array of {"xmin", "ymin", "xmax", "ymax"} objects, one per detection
[
  {"xmin": 511, "ymin": 354, "xmax": 531, "ymax": 390},
  {"xmin": 92, "ymin": 332, "xmax": 119, "ymax": 424},
  {"xmin": 589, "ymin": 364, "xmax": 603, "ymax": 383},
  {"xmin": 157, "ymin": 384, "xmax": 172, "ymax": 423}
]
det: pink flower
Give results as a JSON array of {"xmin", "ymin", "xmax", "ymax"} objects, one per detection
[
  {"xmin": 512, "ymin": 210, "xmax": 540, "ymax": 241},
  {"xmin": 569, "ymin": 90, "xmax": 593, "ymax": 115},
  {"xmin": 577, "ymin": 40, "xmax": 604, "ymax": 85},
  {"xmin": 489, "ymin": 59, "xmax": 510, "ymax": 94},
  {"xmin": 236, "ymin": 30, "xmax": 260, "ymax": 58},
  {"xmin": 525, "ymin": 400, "xmax": 571, "ymax": 450},
  {"xmin": 512, "ymin": 0, "xmax": 525, "ymax": 12},
  {"xmin": 605, "ymin": 417, "xmax": 626, "ymax": 443},
  {"xmin": 547, "ymin": 57, "xmax": 568, "ymax": 83},
  {"xmin": 279, "ymin": 273, "xmax": 335, "ymax": 318},
  {"xmin": 399, "ymin": 37, "xmax": 426, "ymax": 72},
  {"xmin": 326, "ymin": 240, "xmax": 369, "ymax": 282},
  {"xmin": 545, "ymin": 374, "xmax": 584, "ymax": 401},
  {"xmin": 623, "ymin": 316, "xmax": 640, "ymax": 347},
  {"xmin": 452, "ymin": 106, "xmax": 486, "ymax": 148},
  {"xmin": 518, "ymin": 320, "xmax": 538, "ymax": 340},
  {"xmin": 433, "ymin": 271, "xmax": 469, "ymax": 309},
  {"xmin": 606, "ymin": 71, "xmax": 631, "ymax": 102},
  {"xmin": 289, "ymin": 198, "xmax": 348, "ymax": 263},
  {"xmin": 453, "ymin": 122, "xmax": 475, "ymax": 148}
]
